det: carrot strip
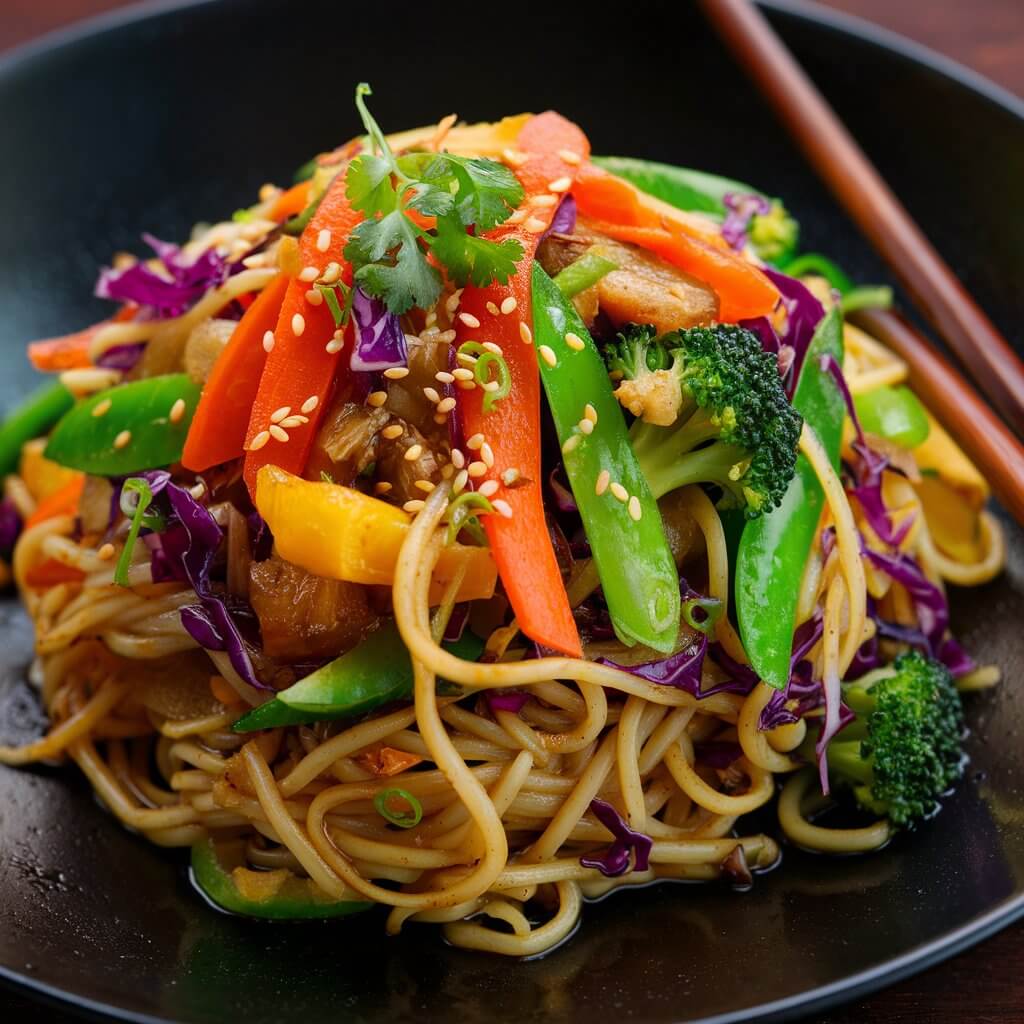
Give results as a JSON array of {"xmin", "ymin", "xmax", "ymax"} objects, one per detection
[
  {"xmin": 23, "ymin": 558, "xmax": 85, "ymax": 588},
  {"xmin": 25, "ymin": 475, "xmax": 85, "ymax": 529},
  {"xmin": 269, "ymin": 180, "xmax": 313, "ymax": 222},
  {"xmin": 28, "ymin": 306, "xmax": 137, "ymax": 372}
]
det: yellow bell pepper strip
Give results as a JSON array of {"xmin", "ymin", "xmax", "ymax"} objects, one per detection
[
  {"xmin": 913, "ymin": 410, "xmax": 989, "ymax": 508},
  {"xmin": 242, "ymin": 177, "xmax": 361, "ymax": 497},
  {"xmin": 0, "ymin": 381, "xmax": 73, "ymax": 477},
  {"xmin": 254, "ymin": 465, "xmax": 496, "ymax": 604},
  {"xmin": 453, "ymin": 111, "xmax": 590, "ymax": 658},
  {"xmin": 18, "ymin": 439, "xmax": 81, "ymax": 502}
]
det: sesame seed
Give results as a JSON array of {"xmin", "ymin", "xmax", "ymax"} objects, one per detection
[
  {"xmin": 482, "ymin": 341, "xmax": 504, "ymax": 356},
  {"xmin": 291, "ymin": 313, "xmax": 306, "ymax": 336},
  {"xmin": 249, "ymin": 430, "xmax": 270, "ymax": 451},
  {"xmin": 433, "ymin": 412, "xmax": 447, "ymax": 426},
  {"xmin": 403, "ymin": 499, "xmax": 426, "ymax": 514},
  {"xmin": 467, "ymin": 461, "xmax": 487, "ymax": 478},
  {"xmin": 519, "ymin": 322, "xmax": 533, "ymax": 345},
  {"xmin": 301, "ymin": 395, "xmax": 318, "ymax": 414},
  {"xmin": 453, "ymin": 367, "xmax": 474, "ymax": 381},
  {"xmin": 435, "ymin": 371, "xmax": 455, "ymax": 384},
  {"xmin": 524, "ymin": 216, "xmax": 547, "ymax": 233},
  {"xmin": 97, "ymin": 542, "xmax": 115, "ymax": 561},
  {"xmin": 531, "ymin": 194, "xmax": 558, "ymax": 208},
  {"xmin": 190, "ymin": 482, "xmax": 206, "ymax": 499},
  {"xmin": 270, "ymin": 406, "xmax": 291, "ymax": 423},
  {"xmin": 538, "ymin": 345, "xmax": 557, "ymax": 367},
  {"xmin": 325, "ymin": 338, "xmax": 344, "ymax": 354},
  {"xmin": 316, "ymin": 229, "xmax": 331, "ymax": 252},
  {"xmin": 441, "ymin": 464, "xmax": 455, "ymax": 480},
  {"xmin": 557, "ymin": 148, "xmax": 582, "ymax": 165},
  {"xmin": 279, "ymin": 416, "xmax": 307, "ymax": 429},
  {"xmin": 404, "ymin": 444, "xmax": 424, "ymax": 461},
  {"xmin": 367, "ymin": 391, "xmax": 388, "ymax": 407},
  {"xmin": 259, "ymin": 183, "xmax": 280, "ymax": 201},
  {"xmin": 584, "ymin": 403, "xmax": 598, "ymax": 423},
  {"xmin": 484, "ymin": 381, "xmax": 500, "ymax": 393},
  {"xmin": 305, "ymin": 288, "xmax": 324, "ymax": 306},
  {"xmin": 578, "ymin": 418, "xmax": 594, "ymax": 435},
  {"xmin": 456, "ymin": 381, "xmax": 476, "ymax": 391},
  {"xmin": 269, "ymin": 424, "xmax": 289, "ymax": 442},
  {"xmin": 502, "ymin": 148, "xmax": 529, "ymax": 167},
  {"xmin": 458, "ymin": 312, "xmax": 481, "ymax": 329},
  {"xmin": 114, "ymin": 430, "xmax": 131, "ymax": 450},
  {"xmin": 457, "ymin": 352, "xmax": 478, "ymax": 366},
  {"xmin": 445, "ymin": 289, "xmax": 463, "ymax": 316},
  {"xmin": 422, "ymin": 386, "xmax": 441, "ymax": 404},
  {"xmin": 486, "ymin": 301, "xmax": 500, "ymax": 316},
  {"xmin": 92, "ymin": 398, "xmax": 112, "ymax": 418},
  {"xmin": 466, "ymin": 433, "xmax": 485, "ymax": 450},
  {"xmin": 500, "ymin": 296, "xmax": 517, "ymax": 315},
  {"xmin": 414, "ymin": 479, "xmax": 435, "ymax": 493},
  {"xmin": 374, "ymin": 481, "xmax": 393, "ymax": 495},
  {"xmin": 628, "ymin": 496, "xmax": 643, "ymax": 521},
  {"xmin": 493, "ymin": 499, "xmax": 513, "ymax": 518},
  {"xmin": 437, "ymin": 397, "xmax": 457, "ymax": 414},
  {"xmin": 242, "ymin": 254, "xmax": 269, "ymax": 269},
  {"xmin": 610, "ymin": 482, "xmax": 629, "ymax": 503},
  {"xmin": 451, "ymin": 449, "xmax": 466, "ymax": 469},
  {"xmin": 565, "ymin": 332, "xmax": 585, "ymax": 351},
  {"xmin": 381, "ymin": 424, "xmax": 404, "ymax": 440},
  {"xmin": 562, "ymin": 434, "xmax": 581, "ymax": 455},
  {"xmin": 437, "ymin": 329, "xmax": 457, "ymax": 344},
  {"xmin": 321, "ymin": 262, "xmax": 341, "ymax": 284},
  {"xmin": 501, "ymin": 468, "xmax": 520, "ymax": 486},
  {"xmin": 548, "ymin": 176, "xmax": 572, "ymax": 193},
  {"xmin": 452, "ymin": 469, "xmax": 469, "ymax": 494},
  {"xmin": 425, "ymin": 310, "xmax": 438, "ymax": 328},
  {"xmin": 478, "ymin": 479, "xmax": 499, "ymax": 497},
  {"xmin": 506, "ymin": 209, "xmax": 528, "ymax": 225},
  {"xmin": 262, "ymin": 330, "xmax": 276, "ymax": 353},
  {"xmin": 299, "ymin": 266, "xmax": 320, "ymax": 283},
  {"xmin": 169, "ymin": 398, "xmax": 186, "ymax": 424},
  {"xmin": 480, "ymin": 442, "xmax": 495, "ymax": 467},
  {"xmin": 384, "ymin": 366, "xmax": 410, "ymax": 380},
  {"xmin": 595, "ymin": 470, "xmax": 610, "ymax": 496}
]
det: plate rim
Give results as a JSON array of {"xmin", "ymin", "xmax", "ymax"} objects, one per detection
[{"xmin": 0, "ymin": 1, "xmax": 1022, "ymax": 1021}]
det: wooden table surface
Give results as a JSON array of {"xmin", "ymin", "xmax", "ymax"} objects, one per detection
[{"xmin": 0, "ymin": 2, "xmax": 1022, "ymax": 1022}]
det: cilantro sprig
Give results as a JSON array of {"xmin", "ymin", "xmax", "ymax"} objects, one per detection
[{"xmin": 343, "ymin": 84, "xmax": 525, "ymax": 315}]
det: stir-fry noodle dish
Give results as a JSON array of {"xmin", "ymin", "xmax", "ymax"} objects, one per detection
[{"xmin": 0, "ymin": 87, "xmax": 1005, "ymax": 956}]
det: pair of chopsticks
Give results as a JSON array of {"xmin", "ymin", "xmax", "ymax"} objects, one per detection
[{"xmin": 699, "ymin": 0, "xmax": 1024, "ymax": 526}]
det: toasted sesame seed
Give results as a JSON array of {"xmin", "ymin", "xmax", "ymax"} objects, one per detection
[
  {"xmin": 519, "ymin": 322, "xmax": 533, "ymax": 345},
  {"xmin": 484, "ymin": 380, "xmax": 500, "ymax": 393},
  {"xmin": 384, "ymin": 366, "xmax": 410, "ymax": 380},
  {"xmin": 478, "ymin": 479, "xmax": 499, "ymax": 497},
  {"xmin": 584, "ymin": 403, "xmax": 598, "ymax": 423},
  {"xmin": 501, "ymin": 468, "xmax": 521, "ymax": 486},
  {"xmin": 595, "ymin": 470, "xmax": 610, "ymax": 496},
  {"xmin": 403, "ymin": 499, "xmax": 426, "ymax": 514},
  {"xmin": 506, "ymin": 209, "xmax": 528, "ymax": 225},
  {"xmin": 565, "ymin": 331, "xmax": 585, "ymax": 351},
  {"xmin": 436, "ymin": 397, "xmax": 457, "ymax": 414},
  {"xmin": 578, "ymin": 418, "xmax": 594, "ymax": 435},
  {"xmin": 321, "ymin": 262, "xmax": 341, "ymax": 284},
  {"xmin": 493, "ymin": 499, "xmax": 513, "ymax": 518},
  {"xmin": 433, "ymin": 413, "xmax": 448, "ymax": 425},
  {"xmin": 466, "ymin": 433, "xmax": 485, "ymax": 450},
  {"xmin": 404, "ymin": 444, "xmax": 424, "ymax": 461},
  {"xmin": 169, "ymin": 398, "xmax": 186, "ymax": 424},
  {"xmin": 628, "ymin": 496, "xmax": 643, "ymax": 521},
  {"xmin": 452, "ymin": 469, "xmax": 469, "ymax": 494},
  {"xmin": 374, "ymin": 481, "xmax": 393, "ymax": 495},
  {"xmin": 279, "ymin": 415, "xmax": 307, "ymax": 429},
  {"xmin": 425, "ymin": 310, "xmax": 438, "ymax": 328},
  {"xmin": 502, "ymin": 148, "xmax": 529, "ymax": 167},
  {"xmin": 482, "ymin": 341, "xmax": 503, "ymax": 356},
  {"xmin": 457, "ymin": 380, "xmax": 477, "ymax": 391},
  {"xmin": 190, "ymin": 482, "xmax": 206, "ymax": 499},
  {"xmin": 325, "ymin": 337, "xmax": 344, "ymax": 354},
  {"xmin": 114, "ymin": 429, "xmax": 131, "ymax": 449},
  {"xmin": 456, "ymin": 352, "xmax": 478, "ymax": 366},
  {"xmin": 486, "ymin": 301, "xmax": 500, "ymax": 317},
  {"xmin": 445, "ymin": 289, "xmax": 463, "ymax": 315},
  {"xmin": 524, "ymin": 216, "xmax": 547, "ymax": 233},
  {"xmin": 367, "ymin": 391, "xmax": 388, "ymax": 407},
  {"xmin": 538, "ymin": 345, "xmax": 557, "ymax": 367},
  {"xmin": 435, "ymin": 370, "xmax": 455, "ymax": 384},
  {"xmin": 305, "ymin": 288, "xmax": 324, "ymax": 306},
  {"xmin": 301, "ymin": 395, "xmax": 319, "ymax": 414},
  {"xmin": 299, "ymin": 266, "xmax": 320, "ymax": 283},
  {"xmin": 562, "ymin": 434, "xmax": 581, "ymax": 454},
  {"xmin": 500, "ymin": 296, "xmax": 518, "ymax": 315},
  {"xmin": 437, "ymin": 329, "xmax": 457, "ymax": 344},
  {"xmin": 270, "ymin": 406, "xmax": 291, "ymax": 423},
  {"xmin": 422, "ymin": 386, "xmax": 441, "ymax": 404},
  {"xmin": 97, "ymin": 542, "xmax": 115, "ymax": 561},
  {"xmin": 249, "ymin": 430, "xmax": 270, "ymax": 451},
  {"xmin": 610, "ymin": 482, "xmax": 629, "ymax": 503},
  {"xmin": 259, "ymin": 183, "xmax": 280, "ymax": 201},
  {"xmin": 379, "ymin": 424, "xmax": 402, "ymax": 441},
  {"xmin": 467, "ymin": 461, "xmax": 487, "ymax": 478},
  {"xmin": 92, "ymin": 398, "xmax": 112, "ymax": 418},
  {"xmin": 480, "ymin": 442, "xmax": 495, "ymax": 467},
  {"xmin": 316, "ymin": 229, "xmax": 332, "ymax": 252},
  {"xmin": 269, "ymin": 424, "xmax": 289, "ymax": 442},
  {"xmin": 441, "ymin": 464, "xmax": 455, "ymax": 480},
  {"xmin": 242, "ymin": 254, "xmax": 269, "ymax": 269},
  {"xmin": 558, "ymin": 148, "xmax": 582, "ymax": 165},
  {"xmin": 262, "ymin": 330, "xmax": 276, "ymax": 353},
  {"xmin": 453, "ymin": 367, "xmax": 474, "ymax": 381},
  {"xmin": 458, "ymin": 312, "xmax": 481, "ymax": 329},
  {"xmin": 449, "ymin": 450, "xmax": 465, "ymax": 470},
  {"xmin": 548, "ymin": 176, "xmax": 572, "ymax": 193},
  {"xmin": 291, "ymin": 313, "xmax": 306, "ymax": 336},
  {"xmin": 531, "ymin": 194, "xmax": 558, "ymax": 208},
  {"xmin": 414, "ymin": 479, "xmax": 435, "ymax": 494}
]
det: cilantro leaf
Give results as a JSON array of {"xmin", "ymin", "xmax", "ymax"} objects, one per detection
[
  {"xmin": 346, "ymin": 154, "xmax": 397, "ymax": 215},
  {"xmin": 355, "ymin": 243, "xmax": 442, "ymax": 314},
  {"xmin": 450, "ymin": 157, "xmax": 524, "ymax": 231},
  {"xmin": 431, "ymin": 217, "xmax": 524, "ymax": 289}
]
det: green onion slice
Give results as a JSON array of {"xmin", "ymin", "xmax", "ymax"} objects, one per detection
[{"xmin": 374, "ymin": 787, "xmax": 423, "ymax": 829}]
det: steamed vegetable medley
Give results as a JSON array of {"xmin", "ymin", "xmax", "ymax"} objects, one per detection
[{"xmin": 0, "ymin": 86, "xmax": 1004, "ymax": 941}]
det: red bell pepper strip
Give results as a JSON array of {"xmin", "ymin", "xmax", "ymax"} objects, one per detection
[
  {"xmin": 454, "ymin": 112, "xmax": 590, "ymax": 658},
  {"xmin": 242, "ymin": 178, "xmax": 361, "ymax": 496},
  {"xmin": 182, "ymin": 273, "xmax": 289, "ymax": 472},
  {"xmin": 28, "ymin": 306, "xmax": 138, "ymax": 372}
]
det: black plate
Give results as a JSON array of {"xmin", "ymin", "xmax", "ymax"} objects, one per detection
[{"xmin": 1, "ymin": 2, "xmax": 1022, "ymax": 1021}]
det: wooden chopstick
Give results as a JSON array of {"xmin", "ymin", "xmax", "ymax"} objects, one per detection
[
  {"xmin": 699, "ymin": 0, "xmax": 1024, "ymax": 439},
  {"xmin": 852, "ymin": 308, "xmax": 1024, "ymax": 526}
]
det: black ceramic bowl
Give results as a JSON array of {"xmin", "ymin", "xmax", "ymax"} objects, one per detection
[{"xmin": 0, "ymin": 2, "xmax": 1022, "ymax": 1022}]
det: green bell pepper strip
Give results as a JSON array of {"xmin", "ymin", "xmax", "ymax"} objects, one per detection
[
  {"xmin": 780, "ymin": 253, "xmax": 854, "ymax": 294},
  {"xmin": 840, "ymin": 285, "xmax": 893, "ymax": 316},
  {"xmin": 292, "ymin": 156, "xmax": 319, "ymax": 184},
  {"xmin": 854, "ymin": 385, "xmax": 930, "ymax": 449},
  {"xmin": 190, "ymin": 838, "xmax": 371, "ymax": 919},
  {"xmin": 232, "ymin": 621, "xmax": 483, "ymax": 733},
  {"xmin": 734, "ymin": 307, "xmax": 846, "ymax": 688},
  {"xmin": 44, "ymin": 374, "xmax": 200, "ymax": 477},
  {"xmin": 531, "ymin": 262, "xmax": 680, "ymax": 653},
  {"xmin": 552, "ymin": 253, "xmax": 618, "ymax": 298},
  {"xmin": 0, "ymin": 381, "xmax": 74, "ymax": 477}
]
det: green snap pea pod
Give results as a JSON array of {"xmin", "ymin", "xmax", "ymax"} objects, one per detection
[
  {"xmin": 854, "ymin": 385, "xmax": 930, "ymax": 449},
  {"xmin": 190, "ymin": 838, "xmax": 371, "ymax": 919},
  {"xmin": 232, "ymin": 621, "xmax": 483, "ymax": 733},
  {"xmin": 531, "ymin": 262, "xmax": 680, "ymax": 653},
  {"xmin": 0, "ymin": 381, "xmax": 74, "ymax": 477},
  {"xmin": 734, "ymin": 307, "xmax": 845, "ymax": 688},
  {"xmin": 44, "ymin": 374, "xmax": 199, "ymax": 476}
]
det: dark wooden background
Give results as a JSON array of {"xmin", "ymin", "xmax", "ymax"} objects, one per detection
[{"xmin": 0, "ymin": 1, "xmax": 1021, "ymax": 1021}]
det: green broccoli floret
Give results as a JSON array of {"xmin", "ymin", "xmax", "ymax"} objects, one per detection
[
  {"xmin": 605, "ymin": 323, "xmax": 802, "ymax": 519},
  {"xmin": 749, "ymin": 200, "xmax": 799, "ymax": 264},
  {"xmin": 826, "ymin": 651, "xmax": 965, "ymax": 828}
]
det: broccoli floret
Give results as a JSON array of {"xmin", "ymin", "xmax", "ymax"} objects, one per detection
[
  {"xmin": 748, "ymin": 200, "xmax": 799, "ymax": 264},
  {"xmin": 605, "ymin": 323, "xmax": 802, "ymax": 518},
  {"xmin": 826, "ymin": 651, "xmax": 965, "ymax": 828}
]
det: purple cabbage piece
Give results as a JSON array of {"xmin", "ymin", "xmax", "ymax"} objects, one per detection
[
  {"xmin": 95, "ymin": 343, "xmax": 145, "ymax": 371},
  {"xmin": 598, "ymin": 634, "xmax": 707, "ymax": 694},
  {"xmin": 721, "ymin": 192, "xmax": 771, "ymax": 250},
  {"xmin": 487, "ymin": 691, "xmax": 531, "ymax": 714},
  {"xmin": 539, "ymin": 194, "xmax": 577, "ymax": 242},
  {"xmin": 758, "ymin": 614, "xmax": 826, "ymax": 730},
  {"xmin": 694, "ymin": 740, "xmax": 743, "ymax": 769},
  {"xmin": 579, "ymin": 798, "xmax": 652, "ymax": 877},
  {"xmin": 442, "ymin": 602, "xmax": 469, "ymax": 643},
  {"xmin": 0, "ymin": 499, "xmax": 22, "ymax": 557},
  {"xmin": 707, "ymin": 644, "xmax": 760, "ymax": 693},
  {"xmin": 548, "ymin": 465, "xmax": 578, "ymax": 514},
  {"xmin": 96, "ymin": 234, "xmax": 231, "ymax": 319},
  {"xmin": 350, "ymin": 287, "xmax": 408, "ymax": 372}
]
